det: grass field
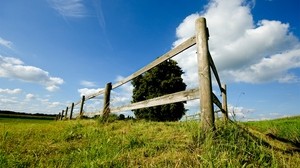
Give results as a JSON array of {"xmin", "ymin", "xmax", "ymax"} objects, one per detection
[
  {"xmin": 243, "ymin": 116, "xmax": 300, "ymax": 145},
  {"xmin": 0, "ymin": 116, "xmax": 299, "ymax": 167}
]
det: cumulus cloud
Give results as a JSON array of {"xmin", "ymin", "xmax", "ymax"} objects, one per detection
[
  {"xmin": 50, "ymin": 0, "xmax": 87, "ymax": 18},
  {"xmin": 0, "ymin": 55, "xmax": 64, "ymax": 91},
  {"xmin": 0, "ymin": 92, "xmax": 65, "ymax": 114},
  {"xmin": 110, "ymin": 76, "xmax": 133, "ymax": 107},
  {"xmin": 76, "ymin": 75, "xmax": 134, "ymax": 115},
  {"xmin": 25, "ymin": 93, "xmax": 35, "ymax": 100},
  {"xmin": 78, "ymin": 88, "xmax": 103, "ymax": 97},
  {"xmin": 0, "ymin": 37, "xmax": 13, "ymax": 49},
  {"xmin": 173, "ymin": 0, "xmax": 300, "ymax": 85},
  {"xmin": 0, "ymin": 88, "xmax": 22, "ymax": 94},
  {"xmin": 227, "ymin": 104, "xmax": 255, "ymax": 119},
  {"xmin": 80, "ymin": 80, "xmax": 97, "ymax": 87},
  {"xmin": 225, "ymin": 49, "xmax": 300, "ymax": 83}
]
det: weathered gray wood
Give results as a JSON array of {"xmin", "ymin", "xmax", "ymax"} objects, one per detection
[
  {"xmin": 212, "ymin": 93, "xmax": 222, "ymax": 110},
  {"xmin": 196, "ymin": 17, "xmax": 215, "ymax": 132},
  {"xmin": 85, "ymin": 89, "xmax": 105, "ymax": 100},
  {"xmin": 56, "ymin": 113, "xmax": 60, "ymax": 121},
  {"xmin": 208, "ymin": 52, "xmax": 222, "ymax": 92},
  {"xmin": 70, "ymin": 103, "xmax": 74, "ymax": 120},
  {"xmin": 102, "ymin": 83, "xmax": 112, "ymax": 118},
  {"xmin": 110, "ymin": 88, "xmax": 199, "ymax": 113},
  {"xmin": 222, "ymin": 84, "xmax": 228, "ymax": 122},
  {"xmin": 79, "ymin": 95, "xmax": 85, "ymax": 118},
  {"xmin": 64, "ymin": 107, "xmax": 69, "ymax": 120},
  {"xmin": 66, "ymin": 32, "xmax": 196, "ymax": 114},
  {"xmin": 72, "ymin": 89, "xmax": 105, "ymax": 107},
  {"xmin": 112, "ymin": 36, "xmax": 196, "ymax": 89}
]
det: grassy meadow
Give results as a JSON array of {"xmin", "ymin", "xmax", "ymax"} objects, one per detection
[{"xmin": 0, "ymin": 116, "xmax": 300, "ymax": 167}]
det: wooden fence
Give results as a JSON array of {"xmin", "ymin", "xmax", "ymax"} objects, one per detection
[{"xmin": 58, "ymin": 17, "xmax": 228, "ymax": 131}]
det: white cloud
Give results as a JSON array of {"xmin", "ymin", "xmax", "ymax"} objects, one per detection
[
  {"xmin": 0, "ymin": 55, "xmax": 64, "ymax": 92},
  {"xmin": 75, "ymin": 75, "xmax": 134, "ymax": 115},
  {"xmin": 50, "ymin": 0, "xmax": 87, "ymax": 18},
  {"xmin": 225, "ymin": 49, "xmax": 300, "ymax": 83},
  {"xmin": 0, "ymin": 92, "xmax": 66, "ymax": 114},
  {"xmin": 228, "ymin": 104, "xmax": 255, "ymax": 119},
  {"xmin": 0, "ymin": 37, "xmax": 13, "ymax": 49},
  {"xmin": 49, "ymin": 101, "xmax": 61, "ymax": 108},
  {"xmin": 25, "ymin": 93, "xmax": 35, "ymax": 100},
  {"xmin": 0, "ymin": 88, "xmax": 22, "ymax": 94},
  {"xmin": 173, "ymin": 0, "xmax": 300, "ymax": 86},
  {"xmin": 78, "ymin": 88, "xmax": 103, "ymax": 97},
  {"xmin": 110, "ymin": 76, "xmax": 133, "ymax": 107},
  {"xmin": 80, "ymin": 80, "xmax": 97, "ymax": 87},
  {"xmin": 0, "ymin": 98, "xmax": 18, "ymax": 107}
]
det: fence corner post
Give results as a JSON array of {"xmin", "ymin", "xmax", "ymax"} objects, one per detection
[
  {"xmin": 79, "ymin": 95, "xmax": 85, "ymax": 119},
  {"xmin": 102, "ymin": 82, "xmax": 112, "ymax": 120},
  {"xmin": 196, "ymin": 17, "xmax": 215, "ymax": 133},
  {"xmin": 222, "ymin": 84, "xmax": 228, "ymax": 122}
]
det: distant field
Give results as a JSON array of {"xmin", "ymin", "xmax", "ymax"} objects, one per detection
[
  {"xmin": 0, "ymin": 117, "xmax": 299, "ymax": 167},
  {"xmin": 243, "ymin": 116, "xmax": 300, "ymax": 144},
  {"xmin": 0, "ymin": 111, "xmax": 56, "ymax": 120}
]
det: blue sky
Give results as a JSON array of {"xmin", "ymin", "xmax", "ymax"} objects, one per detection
[{"xmin": 0, "ymin": 0, "xmax": 299, "ymax": 120}]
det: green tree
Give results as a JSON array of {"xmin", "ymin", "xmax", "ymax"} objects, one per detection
[{"xmin": 132, "ymin": 59, "xmax": 186, "ymax": 121}]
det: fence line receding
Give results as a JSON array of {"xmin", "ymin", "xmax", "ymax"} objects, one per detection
[{"xmin": 58, "ymin": 17, "xmax": 228, "ymax": 132}]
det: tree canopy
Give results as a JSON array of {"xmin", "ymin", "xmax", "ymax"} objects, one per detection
[{"xmin": 132, "ymin": 59, "xmax": 186, "ymax": 121}]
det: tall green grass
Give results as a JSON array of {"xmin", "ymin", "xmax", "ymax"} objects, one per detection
[
  {"xmin": 0, "ymin": 117, "xmax": 299, "ymax": 167},
  {"xmin": 243, "ymin": 116, "xmax": 300, "ymax": 145}
]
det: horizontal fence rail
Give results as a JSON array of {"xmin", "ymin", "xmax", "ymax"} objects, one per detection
[
  {"xmin": 92, "ymin": 88, "xmax": 199, "ymax": 115},
  {"xmin": 111, "ymin": 36, "xmax": 196, "ymax": 90},
  {"xmin": 209, "ymin": 52, "xmax": 222, "ymax": 93},
  {"xmin": 58, "ymin": 17, "xmax": 228, "ymax": 133},
  {"xmin": 110, "ymin": 88, "xmax": 199, "ymax": 113}
]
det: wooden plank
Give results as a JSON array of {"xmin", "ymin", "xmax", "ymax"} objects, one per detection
[
  {"xmin": 69, "ymin": 103, "xmax": 74, "ymax": 120},
  {"xmin": 221, "ymin": 84, "xmax": 228, "ymax": 121},
  {"xmin": 64, "ymin": 107, "xmax": 69, "ymax": 119},
  {"xmin": 74, "ymin": 100, "xmax": 81, "ymax": 106},
  {"xmin": 60, "ymin": 110, "xmax": 64, "ymax": 120},
  {"xmin": 196, "ymin": 17, "xmax": 215, "ymax": 132},
  {"xmin": 111, "ymin": 36, "xmax": 196, "ymax": 89},
  {"xmin": 109, "ymin": 88, "xmax": 199, "ymax": 113},
  {"xmin": 67, "ymin": 35, "xmax": 196, "ymax": 109},
  {"xmin": 85, "ymin": 89, "xmax": 105, "ymax": 100},
  {"xmin": 212, "ymin": 92, "xmax": 222, "ymax": 110},
  {"xmin": 79, "ymin": 95, "xmax": 85, "ymax": 118},
  {"xmin": 208, "ymin": 52, "xmax": 222, "ymax": 92},
  {"xmin": 102, "ymin": 83, "xmax": 112, "ymax": 118},
  {"xmin": 71, "ymin": 89, "xmax": 105, "ymax": 107}
]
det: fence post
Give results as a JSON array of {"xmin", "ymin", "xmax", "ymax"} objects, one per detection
[
  {"xmin": 102, "ymin": 82, "xmax": 112, "ymax": 119},
  {"xmin": 70, "ymin": 103, "xmax": 74, "ymax": 120},
  {"xmin": 196, "ymin": 17, "xmax": 215, "ymax": 133},
  {"xmin": 222, "ymin": 84, "xmax": 228, "ymax": 122},
  {"xmin": 64, "ymin": 107, "xmax": 69, "ymax": 120},
  {"xmin": 56, "ymin": 113, "xmax": 60, "ymax": 121},
  {"xmin": 60, "ymin": 110, "xmax": 64, "ymax": 120},
  {"xmin": 79, "ymin": 95, "xmax": 85, "ymax": 119}
]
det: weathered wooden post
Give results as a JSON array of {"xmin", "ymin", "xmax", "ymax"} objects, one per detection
[
  {"xmin": 102, "ymin": 82, "xmax": 112, "ymax": 119},
  {"xmin": 64, "ymin": 106, "xmax": 69, "ymax": 120},
  {"xmin": 56, "ymin": 113, "xmax": 60, "ymax": 121},
  {"xmin": 222, "ymin": 84, "xmax": 228, "ymax": 122},
  {"xmin": 79, "ymin": 96, "xmax": 85, "ymax": 119},
  {"xmin": 196, "ymin": 17, "xmax": 215, "ymax": 132},
  {"xmin": 70, "ymin": 103, "xmax": 74, "ymax": 120},
  {"xmin": 60, "ymin": 110, "xmax": 64, "ymax": 120}
]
